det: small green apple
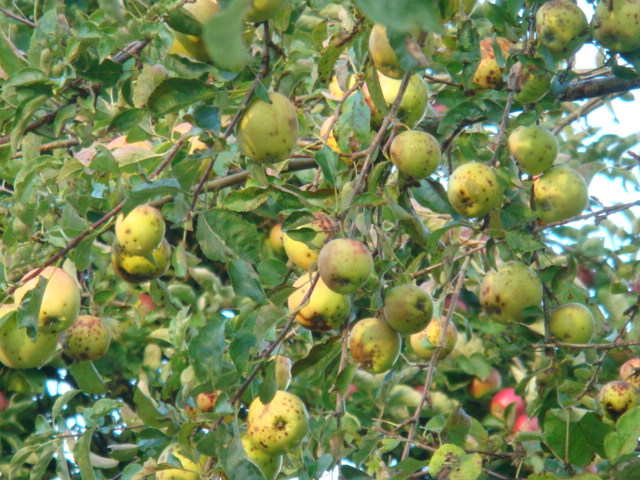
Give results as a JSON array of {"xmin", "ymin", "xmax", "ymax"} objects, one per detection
[
  {"xmin": 62, "ymin": 315, "xmax": 111, "ymax": 361},
  {"xmin": 368, "ymin": 24, "xmax": 434, "ymax": 80},
  {"xmin": 240, "ymin": 433, "xmax": 282, "ymax": 480},
  {"xmin": 593, "ymin": 0, "xmax": 640, "ymax": 52},
  {"xmin": 410, "ymin": 318, "xmax": 457, "ymax": 361},
  {"xmin": 549, "ymin": 303, "xmax": 595, "ymax": 344},
  {"xmin": 536, "ymin": 0, "xmax": 588, "ymax": 58},
  {"xmin": 508, "ymin": 125, "xmax": 558, "ymax": 176},
  {"xmin": 115, "ymin": 205, "xmax": 165, "ymax": 256},
  {"xmin": 383, "ymin": 284, "xmax": 434, "ymax": 334},
  {"xmin": 513, "ymin": 63, "xmax": 551, "ymax": 104},
  {"xmin": 598, "ymin": 380, "xmax": 639, "ymax": 420},
  {"xmin": 447, "ymin": 162, "xmax": 504, "ymax": 218},
  {"xmin": 274, "ymin": 355, "xmax": 292, "ymax": 390},
  {"xmin": 390, "ymin": 130, "xmax": 441, "ymax": 179},
  {"xmin": 317, "ymin": 238, "xmax": 373, "ymax": 294},
  {"xmin": 372, "ymin": 72, "xmax": 428, "ymax": 127},
  {"xmin": 534, "ymin": 165, "xmax": 588, "ymax": 224},
  {"xmin": 349, "ymin": 317, "xmax": 401, "ymax": 373}
]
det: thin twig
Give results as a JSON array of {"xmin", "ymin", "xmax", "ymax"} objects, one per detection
[
  {"xmin": 13, "ymin": 138, "xmax": 80, "ymax": 158},
  {"xmin": 532, "ymin": 338, "xmax": 640, "ymax": 351},
  {"xmin": 0, "ymin": 7, "xmax": 36, "ymax": 27},
  {"xmin": 551, "ymin": 97, "xmax": 605, "ymax": 135},
  {"xmin": 534, "ymin": 200, "xmax": 640, "ymax": 231}
]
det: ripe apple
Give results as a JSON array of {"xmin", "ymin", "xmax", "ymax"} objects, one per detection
[
  {"xmin": 598, "ymin": 380, "xmax": 639, "ymax": 420},
  {"xmin": 619, "ymin": 358, "xmax": 640, "ymax": 389},
  {"xmin": 490, "ymin": 388, "xmax": 526, "ymax": 420},
  {"xmin": 247, "ymin": 390, "xmax": 309, "ymax": 455},
  {"xmin": 287, "ymin": 272, "xmax": 350, "ymax": 331},
  {"xmin": 328, "ymin": 75, "xmax": 354, "ymax": 100},
  {"xmin": 371, "ymin": 72, "xmax": 429, "ymax": 127},
  {"xmin": 168, "ymin": 31, "xmax": 211, "ymax": 63},
  {"xmin": 410, "ymin": 318, "xmax": 458, "ymax": 361},
  {"xmin": 274, "ymin": 354, "xmax": 292, "ymax": 390},
  {"xmin": 236, "ymin": 91, "xmax": 298, "ymax": 164},
  {"xmin": 240, "ymin": 433, "xmax": 282, "ymax": 480},
  {"xmin": 106, "ymin": 136, "xmax": 153, "ymax": 151},
  {"xmin": 508, "ymin": 125, "xmax": 558, "ymax": 176},
  {"xmin": 0, "ymin": 305, "xmax": 59, "ymax": 369},
  {"xmin": 349, "ymin": 317, "xmax": 401, "ymax": 373},
  {"xmin": 282, "ymin": 214, "xmax": 335, "ymax": 270},
  {"xmin": 593, "ymin": 0, "xmax": 640, "ymax": 53},
  {"xmin": 62, "ymin": 315, "xmax": 111, "ymax": 361},
  {"xmin": 447, "ymin": 162, "xmax": 504, "ymax": 218},
  {"xmin": 139, "ymin": 293, "xmax": 157, "ymax": 312},
  {"xmin": 267, "ymin": 223, "xmax": 285, "ymax": 255},
  {"xmin": 111, "ymin": 238, "xmax": 171, "ymax": 284},
  {"xmin": 389, "ymin": 130, "xmax": 441, "ymax": 180},
  {"xmin": 472, "ymin": 37, "xmax": 513, "ymax": 89},
  {"xmin": 195, "ymin": 391, "xmax": 220, "ymax": 412},
  {"xmin": 368, "ymin": 24, "xmax": 434, "ymax": 79},
  {"xmin": 536, "ymin": 0, "xmax": 588, "ymax": 58},
  {"xmin": 115, "ymin": 204, "xmax": 165, "ymax": 256},
  {"xmin": 549, "ymin": 303, "xmax": 595, "ymax": 344},
  {"xmin": 317, "ymin": 238, "xmax": 373, "ymax": 294},
  {"xmin": 156, "ymin": 443, "xmax": 204, "ymax": 480},
  {"xmin": 513, "ymin": 415, "xmax": 541, "ymax": 434},
  {"xmin": 469, "ymin": 368, "xmax": 502, "ymax": 399},
  {"xmin": 513, "ymin": 63, "xmax": 551, "ymax": 104},
  {"xmin": 245, "ymin": 0, "xmax": 289, "ymax": 23},
  {"xmin": 533, "ymin": 165, "xmax": 588, "ymax": 224},
  {"xmin": 479, "ymin": 261, "xmax": 543, "ymax": 323},
  {"xmin": 14, "ymin": 266, "xmax": 81, "ymax": 334},
  {"xmin": 383, "ymin": 284, "xmax": 434, "ymax": 334},
  {"xmin": 181, "ymin": 0, "xmax": 220, "ymax": 23}
]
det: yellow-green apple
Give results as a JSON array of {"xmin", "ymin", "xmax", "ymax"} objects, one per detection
[
  {"xmin": 469, "ymin": 368, "xmax": 502, "ymax": 399},
  {"xmin": 156, "ymin": 443, "xmax": 205, "ymax": 480},
  {"xmin": 115, "ymin": 204, "xmax": 165, "ymax": 256},
  {"xmin": 0, "ymin": 305, "xmax": 59, "ymax": 369},
  {"xmin": 619, "ymin": 358, "xmax": 640, "ymax": 389},
  {"xmin": 247, "ymin": 390, "xmax": 309, "ymax": 455},
  {"xmin": 479, "ymin": 261, "xmax": 543, "ymax": 323},
  {"xmin": 472, "ymin": 37, "xmax": 513, "ymax": 89},
  {"xmin": 236, "ymin": 91, "xmax": 298, "ymax": 163},
  {"xmin": 287, "ymin": 272, "xmax": 350, "ymax": 331},
  {"xmin": 267, "ymin": 223, "xmax": 285, "ymax": 255},
  {"xmin": 246, "ymin": 0, "xmax": 289, "ymax": 23},
  {"xmin": 282, "ymin": 214, "xmax": 335, "ymax": 270},
  {"xmin": 143, "ymin": 343, "xmax": 162, "ymax": 369},
  {"xmin": 598, "ymin": 380, "xmax": 639, "ymax": 420},
  {"xmin": 349, "ymin": 317, "xmax": 401, "ymax": 373},
  {"xmin": 410, "ymin": 318, "xmax": 457, "ymax": 360},
  {"xmin": 533, "ymin": 165, "xmax": 588, "ymax": 223},
  {"xmin": 328, "ymin": 75, "xmax": 354, "ymax": 100},
  {"xmin": 383, "ymin": 284, "xmax": 434, "ymax": 334},
  {"xmin": 389, "ymin": 130, "xmax": 441, "ymax": 179},
  {"xmin": 513, "ymin": 64, "xmax": 551, "ymax": 104},
  {"xmin": 181, "ymin": 0, "xmax": 220, "ymax": 23},
  {"xmin": 196, "ymin": 391, "xmax": 220, "ymax": 412},
  {"xmin": 549, "ymin": 303, "xmax": 595, "ymax": 344},
  {"xmin": 447, "ymin": 162, "xmax": 504, "ymax": 218},
  {"xmin": 536, "ymin": 0, "xmax": 588, "ymax": 58},
  {"xmin": 274, "ymin": 355, "xmax": 292, "ymax": 390},
  {"xmin": 371, "ymin": 72, "xmax": 428, "ymax": 127},
  {"xmin": 490, "ymin": 388, "xmax": 525, "ymax": 420},
  {"xmin": 317, "ymin": 238, "xmax": 373, "ymax": 294},
  {"xmin": 508, "ymin": 125, "xmax": 558, "ymax": 175},
  {"xmin": 168, "ymin": 31, "xmax": 211, "ymax": 62},
  {"xmin": 512, "ymin": 415, "xmax": 540, "ymax": 434},
  {"xmin": 111, "ymin": 238, "xmax": 171, "ymax": 284},
  {"xmin": 240, "ymin": 433, "xmax": 282, "ymax": 480},
  {"xmin": 14, "ymin": 266, "xmax": 81, "ymax": 334},
  {"xmin": 593, "ymin": 0, "xmax": 640, "ymax": 52},
  {"xmin": 61, "ymin": 315, "xmax": 110, "ymax": 361},
  {"xmin": 368, "ymin": 24, "xmax": 434, "ymax": 79}
]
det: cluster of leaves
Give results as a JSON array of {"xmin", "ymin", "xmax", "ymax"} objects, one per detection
[{"xmin": 0, "ymin": 0, "xmax": 639, "ymax": 479}]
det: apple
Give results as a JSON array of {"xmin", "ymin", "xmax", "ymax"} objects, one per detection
[
  {"xmin": 447, "ymin": 162, "xmax": 504, "ymax": 218},
  {"xmin": 173, "ymin": 122, "xmax": 208, "ymax": 153},
  {"xmin": 267, "ymin": 223, "xmax": 285, "ymax": 255},
  {"xmin": 490, "ymin": 388, "xmax": 526, "ymax": 420},
  {"xmin": 111, "ymin": 238, "xmax": 171, "ymax": 284},
  {"xmin": 389, "ymin": 130, "xmax": 441, "ymax": 180},
  {"xmin": 549, "ymin": 303, "xmax": 595, "ymax": 344},
  {"xmin": 61, "ymin": 315, "xmax": 111, "ymax": 361},
  {"xmin": 195, "ymin": 391, "xmax": 219, "ymax": 412},
  {"xmin": 143, "ymin": 344, "xmax": 163, "ymax": 369},
  {"xmin": 513, "ymin": 415, "xmax": 541, "ymax": 434},
  {"xmin": 371, "ymin": 72, "xmax": 429, "ymax": 127},
  {"xmin": 593, "ymin": 0, "xmax": 640, "ymax": 53},
  {"xmin": 508, "ymin": 125, "xmax": 558, "ymax": 176},
  {"xmin": 328, "ymin": 75, "xmax": 354, "ymax": 100},
  {"xmin": 156, "ymin": 443, "xmax": 204, "ymax": 480},
  {"xmin": 472, "ymin": 37, "xmax": 513, "ymax": 89},
  {"xmin": 0, "ymin": 391, "xmax": 7, "ymax": 412},
  {"xmin": 368, "ymin": 24, "xmax": 434, "ymax": 79},
  {"xmin": 479, "ymin": 261, "xmax": 543, "ymax": 323},
  {"xmin": 287, "ymin": 272, "xmax": 351, "ymax": 331},
  {"xmin": 245, "ymin": 0, "xmax": 289, "ymax": 23},
  {"xmin": 513, "ymin": 63, "xmax": 551, "ymax": 104},
  {"xmin": 598, "ymin": 380, "xmax": 639, "ymax": 420},
  {"xmin": 349, "ymin": 317, "xmax": 401, "ymax": 373},
  {"xmin": 383, "ymin": 284, "xmax": 434, "ymax": 334},
  {"xmin": 181, "ymin": 0, "xmax": 220, "ymax": 23},
  {"xmin": 619, "ymin": 358, "xmax": 640, "ymax": 389},
  {"xmin": 274, "ymin": 355, "xmax": 292, "ymax": 390},
  {"xmin": 469, "ymin": 368, "xmax": 502, "ymax": 399},
  {"xmin": 139, "ymin": 293, "xmax": 157, "ymax": 312},
  {"xmin": 410, "ymin": 318, "xmax": 458, "ymax": 361},
  {"xmin": 14, "ymin": 266, "xmax": 81, "ymax": 334},
  {"xmin": 106, "ymin": 136, "xmax": 153, "ymax": 151},
  {"xmin": 168, "ymin": 31, "xmax": 211, "ymax": 63},
  {"xmin": 533, "ymin": 165, "xmax": 589, "ymax": 224},
  {"xmin": 247, "ymin": 390, "xmax": 309, "ymax": 455},
  {"xmin": 536, "ymin": 0, "xmax": 588, "ymax": 58},
  {"xmin": 236, "ymin": 91, "xmax": 298, "ymax": 164},
  {"xmin": 115, "ymin": 204, "xmax": 165, "ymax": 256},
  {"xmin": 317, "ymin": 238, "xmax": 373, "ymax": 294},
  {"xmin": 240, "ymin": 433, "xmax": 282, "ymax": 480},
  {"xmin": 282, "ymin": 214, "xmax": 335, "ymax": 270}
]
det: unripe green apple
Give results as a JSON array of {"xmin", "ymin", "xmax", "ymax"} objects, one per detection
[
  {"xmin": 156, "ymin": 443, "xmax": 204, "ymax": 480},
  {"xmin": 389, "ymin": 130, "xmax": 441, "ymax": 179},
  {"xmin": 236, "ymin": 92, "xmax": 298, "ymax": 163},
  {"xmin": 287, "ymin": 273, "xmax": 351, "ymax": 331},
  {"xmin": 549, "ymin": 303, "xmax": 595, "ymax": 344},
  {"xmin": 513, "ymin": 64, "xmax": 551, "ymax": 104},
  {"xmin": 368, "ymin": 24, "xmax": 434, "ymax": 80},
  {"xmin": 317, "ymin": 238, "xmax": 373, "ymax": 294},
  {"xmin": 533, "ymin": 165, "xmax": 588, "ymax": 224},
  {"xmin": 447, "ymin": 162, "xmax": 504, "ymax": 218},
  {"xmin": 282, "ymin": 214, "xmax": 335, "ymax": 270},
  {"xmin": 14, "ymin": 266, "xmax": 81, "ymax": 334},
  {"xmin": 115, "ymin": 205, "xmax": 165, "ymax": 257},
  {"xmin": 61, "ymin": 315, "xmax": 111, "ymax": 361},
  {"xmin": 598, "ymin": 380, "xmax": 639, "ymax": 420},
  {"xmin": 619, "ymin": 358, "xmax": 640, "ymax": 389},
  {"xmin": 240, "ymin": 433, "xmax": 282, "ymax": 480},
  {"xmin": 508, "ymin": 125, "xmax": 558, "ymax": 176},
  {"xmin": 473, "ymin": 37, "xmax": 513, "ymax": 89},
  {"xmin": 274, "ymin": 355, "xmax": 292, "ymax": 390},
  {"xmin": 469, "ymin": 368, "xmax": 502, "ymax": 399},
  {"xmin": 0, "ymin": 305, "xmax": 59, "ymax": 369},
  {"xmin": 111, "ymin": 238, "xmax": 171, "ymax": 284},
  {"xmin": 410, "ymin": 318, "xmax": 457, "ymax": 361},
  {"xmin": 349, "ymin": 317, "xmax": 401, "ymax": 373},
  {"xmin": 383, "ymin": 284, "xmax": 434, "ymax": 334},
  {"xmin": 372, "ymin": 72, "xmax": 428, "ymax": 127},
  {"xmin": 593, "ymin": 0, "xmax": 640, "ymax": 52},
  {"xmin": 246, "ymin": 0, "xmax": 289, "ymax": 23},
  {"xmin": 536, "ymin": 0, "xmax": 588, "ymax": 58},
  {"xmin": 479, "ymin": 261, "xmax": 543, "ymax": 323},
  {"xmin": 247, "ymin": 390, "xmax": 309, "ymax": 455}
]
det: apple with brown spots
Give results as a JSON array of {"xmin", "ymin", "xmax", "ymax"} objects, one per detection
[
  {"xmin": 447, "ymin": 162, "xmax": 503, "ymax": 218},
  {"xmin": 619, "ymin": 358, "xmax": 640, "ymax": 389},
  {"xmin": 111, "ymin": 238, "xmax": 171, "ymax": 284},
  {"xmin": 282, "ymin": 214, "xmax": 335, "ymax": 271},
  {"xmin": 598, "ymin": 380, "xmax": 639, "ymax": 421},
  {"xmin": 317, "ymin": 238, "xmax": 373, "ymax": 294},
  {"xmin": 410, "ymin": 318, "xmax": 458, "ymax": 361},
  {"xmin": 62, "ymin": 315, "xmax": 111, "ymax": 361},
  {"xmin": 115, "ymin": 205, "xmax": 165, "ymax": 256},
  {"xmin": 240, "ymin": 433, "xmax": 282, "ymax": 480},
  {"xmin": 390, "ymin": 130, "xmax": 441, "ymax": 180},
  {"xmin": 349, "ymin": 317, "xmax": 401, "ymax": 373},
  {"xmin": 383, "ymin": 284, "xmax": 434, "ymax": 334},
  {"xmin": 549, "ymin": 303, "xmax": 595, "ymax": 344}
]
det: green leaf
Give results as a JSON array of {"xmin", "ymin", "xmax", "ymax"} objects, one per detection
[
  {"xmin": 69, "ymin": 361, "xmax": 108, "ymax": 395},
  {"xmin": 605, "ymin": 406, "xmax": 640, "ymax": 463},
  {"xmin": 335, "ymin": 364, "xmax": 358, "ymax": 396},
  {"xmin": 219, "ymin": 187, "xmax": 270, "ymax": 212},
  {"xmin": 194, "ymin": 105, "xmax": 221, "ymax": 133},
  {"xmin": 148, "ymin": 78, "xmax": 217, "ymax": 115},
  {"xmin": 73, "ymin": 428, "xmax": 97, "ymax": 480},
  {"xmin": 222, "ymin": 431, "xmax": 264, "ymax": 480},
  {"xmin": 258, "ymin": 360, "xmax": 277, "ymax": 404},
  {"xmin": 202, "ymin": 0, "xmax": 252, "ymax": 73},
  {"xmin": 355, "ymin": 0, "xmax": 443, "ymax": 34},
  {"xmin": 109, "ymin": 108, "xmax": 148, "ymax": 131},
  {"xmin": 413, "ymin": 179, "xmax": 456, "ymax": 215},
  {"xmin": 52, "ymin": 389, "xmax": 81, "ymax": 421},
  {"xmin": 124, "ymin": 179, "xmax": 181, "ymax": 211},
  {"xmin": 229, "ymin": 259, "xmax": 266, "ymax": 303},
  {"xmin": 292, "ymin": 336, "xmax": 341, "ymax": 377},
  {"xmin": 429, "ymin": 444, "xmax": 482, "ymax": 480},
  {"xmin": 16, "ymin": 274, "xmax": 48, "ymax": 339},
  {"xmin": 504, "ymin": 230, "xmax": 545, "ymax": 253},
  {"xmin": 0, "ymin": 32, "xmax": 27, "ymax": 76},
  {"xmin": 196, "ymin": 212, "xmax": 234, "ymax": 262},
  {"xmin": 189, "ymin": 321, "xmax": 225, "ymax": 386},
  {"xmin": 198, "ymin": 209, "xmax": 262, "ymax": 263}
]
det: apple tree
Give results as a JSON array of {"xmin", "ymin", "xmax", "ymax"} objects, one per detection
[{"xmin": 1, "ymin": 0, "xmax": 640, "ymax": 479}]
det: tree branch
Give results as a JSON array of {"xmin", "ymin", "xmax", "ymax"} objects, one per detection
[
  {"xmin": 559, "ymin": 75, "xmax": 640, "ymax": 101},
  {"xmin": 0, "ymin": 7, "xmax": 35, "ymax": 27}
]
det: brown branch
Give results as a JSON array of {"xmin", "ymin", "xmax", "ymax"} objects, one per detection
[
  {"xmin": 558, "ymin": 75, "xmax": 640, "ymax": 102},
  {"xmin": 13, "ymin": 138, "xmax": 80, "ymax": 158},
  {"xmin": 0, "ymin": 7, "xmax": 36, "ymax": 27},
  {"xmin": 532, "ymin": 338, "xmax": 640, "ymax": 351},
  {"xmin": 411, "ymin": 244, "xmax": 487, "ymax": 279},
  {"xmin": 551, "ymin": 97, "xmax": 605, "ymax": 135},
  {"xmin": 535, "ymin": 200, "xmax": 640, "ymax": 231}
]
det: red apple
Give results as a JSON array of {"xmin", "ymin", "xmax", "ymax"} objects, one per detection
[
  {"xmin": 469, "ymin": 368, "xmax": 502, "ymax": 399},
  {"xmin": 0, "ymin": 391, "xmax": 7, "ymax": 412},
  {"xmin": 491, "ymin": 388, "xmax": 525, "ymax": 420},
  {"xmin": 138, "ymin": 293, "xmax": 157, "ymax": 312},
  {"xmin": 512, "ymin": 415, "xmax": 540, "ymax": 434},
  {"xmin": 196, "ymin": 391, "xmax": 219, "ymax": 412}
]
